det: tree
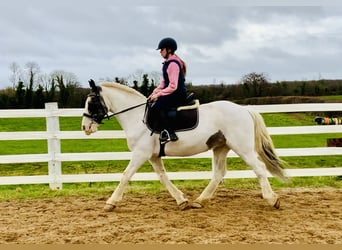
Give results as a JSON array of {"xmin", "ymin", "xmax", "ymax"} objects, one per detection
[
  {"xmin": 240, "ymin": 72, "xmax": 269, "ymax": 98},
  {"xmin": 51, "ymin": 70, "xmax": 80, "ymax": 107},
  {"xmin": 132, "ymin": 80, "xmax": 139, "ymax": 91},
  {"xmin": 39, "ymin": 73, "xmax": 56, "ymax": 102},
  {"xmin": 24, "ymin": 62, "xmax": 40, "ymax": 108},
  {"xmin": 33, "ymin": 84, "xmax": 45, "ymax": 108},
  {"xmin": 149, "ymin": 71, "xmax": 161, "ymax": 86},
  {"xmin": 55, "ymin": 74, "xmax": 68, "ymax": 107},
  {"xmin": 139, "ymin": 74, "xmax": 150, "ymax": 97},
  {"xmin": 128, "ymin": 69, "xmax": 144, "ymax": 87},
  {"xmin": 15, "ymin": 80, "xmax": 25, "ymax": 108},
  {"xmin": 115, "ymin": 77, "xmax": 127, "ymax": 85},
  {"xmin": 0, "ymin": 88, "xmax": 16, "ymax": 108},
  {"xmin": 9, "ymin": 62, "xmax": 21, "ymax": 89},
  {"xmin": 51, "ymin": 70, "xmax": 79, "ymax": 87}
]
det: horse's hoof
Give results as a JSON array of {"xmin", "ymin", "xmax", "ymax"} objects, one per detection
[
  {"xmin": 178, "ymin": 200, "xmax": 190, "ymax": 211},
  {"xmin": 191, "ymin": 201, "xmax": 203, "ymax": 209},
  {"xmin": 104, "ymin": 203, "xmax": 116, "ymax": 212},
  {"xmin": 273, "ymin": 198, "xmax": 280, "ymax": 209}
]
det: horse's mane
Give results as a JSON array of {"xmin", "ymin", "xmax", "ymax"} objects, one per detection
[{"xmin": 100, "ymin": 82, "xmax": 146, "ymax": 99}]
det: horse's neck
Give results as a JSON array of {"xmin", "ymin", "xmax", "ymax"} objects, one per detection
[{"xmin": 103, "ymin": 86, "xmax": 147, "ymax": 134}]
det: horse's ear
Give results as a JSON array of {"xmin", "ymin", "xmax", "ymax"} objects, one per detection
[{"xmin": 88, "ymin": 79, "xmax": 97, "ymax": 92}]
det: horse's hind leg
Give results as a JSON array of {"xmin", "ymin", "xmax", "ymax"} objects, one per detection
[
  {"xmin": 192, "ymin": 146, "xmax": 229, "ymax": 208},
  {"xmin": 150, "ymin": 157, "xmax": 189, "ymax": 210},
  {"xmin": 104, "ymin": 150, "xmax": 148, "ymax": 212},
  {"xmin": 241, "ymin": 152, "xmax": 280, "ymax": 208}
]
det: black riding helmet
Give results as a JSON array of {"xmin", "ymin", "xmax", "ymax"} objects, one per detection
[{"xmin": 156, "ymin": 37, "xmax": 177, "ymax": 52}]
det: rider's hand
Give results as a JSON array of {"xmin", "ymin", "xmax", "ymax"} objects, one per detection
[{"xmin": 149, "ymin": 93, "xmax": 159, "ymax": 101}]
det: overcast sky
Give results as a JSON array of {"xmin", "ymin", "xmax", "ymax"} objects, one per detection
[{"xmin": 1, "ymin": 0, "xmax": 342, "ymax": 89}]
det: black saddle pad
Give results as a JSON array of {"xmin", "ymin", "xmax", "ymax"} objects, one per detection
[{"xmin": 145, "ymin": 106, "xmax": 199, "ymax": 134}]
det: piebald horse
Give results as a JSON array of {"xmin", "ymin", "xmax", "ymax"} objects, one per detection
[{"xmin": 82, "ymin": 81, "xmax": 288, "ymax": 212}]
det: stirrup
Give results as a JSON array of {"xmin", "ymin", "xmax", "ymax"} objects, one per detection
[{"xmin": 160, "ymin": 129, "xmax": 171, "ymax": 144}]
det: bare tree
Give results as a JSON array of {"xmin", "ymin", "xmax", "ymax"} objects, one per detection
[
  {"xmin": 23, "ymin": 62, "xmax": 40, "ymax": 108},
  {"xmin": 9, "ymin": 62, "xmax": 22, "ymax": 89},
  {"xmin": 127, "ymin": 69, "xmax": 161, "ymax": 90},
  {"xmin": 25, "ymin": 61, "xmax": 40, "ymax": 89},
  {"xmin": 51, "ymin": 70, "xmax": 79, "ymax": 87},
  {"xmin": 149, "ymin": 71, "xmax": 162, "ymax": 85},
  {"xmin": 127, "ymin": 69, "xmax": 144, "ymax": 86},
  {"xmin": 38, "ymin": 73, "xmax": 52, "ymax": 92}
]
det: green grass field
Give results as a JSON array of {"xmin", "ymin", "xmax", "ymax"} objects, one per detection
[
  {"xmin": 320, "ymin": 95, "xmax": 342, "ymax": 101},
  {"xmin": 0, "ymin": 112, "xmax": 341, "ymax": 200}
]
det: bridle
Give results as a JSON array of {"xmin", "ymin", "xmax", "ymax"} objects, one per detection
[
  {"xmin": 83, "ymin": 79, "xmax": 147, "ymax": 124},
  {"xmin": 83, "ymin": 91, "xmax": 110, "ymax": 124}
]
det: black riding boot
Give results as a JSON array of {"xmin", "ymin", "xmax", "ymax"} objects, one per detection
[
  {"xmin": 159, "ymin": 110, "xmax": 178, "ymax": 143},
  {"xmin": 166, "ymin": 113, "xmax": 178, "ymax": 141}
]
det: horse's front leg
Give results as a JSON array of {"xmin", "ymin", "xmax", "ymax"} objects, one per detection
[
  {"xmin": 104, "ymin": 150, "xmax": 148, "ymax": 212},
  {"xmin": 149, "ymin": 156, "xmax": 189, "ymax": 210}
]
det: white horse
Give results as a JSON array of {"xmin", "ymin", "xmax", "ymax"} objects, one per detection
[{"xmin": 82, "ymin": 81, "xmax": 288, "ymax": 212}]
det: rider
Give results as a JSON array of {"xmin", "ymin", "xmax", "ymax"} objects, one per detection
[{"xmin": 148, "ymin": 37, "xmax": 187, "ymax": 143}]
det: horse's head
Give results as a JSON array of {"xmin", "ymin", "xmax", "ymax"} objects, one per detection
[{"xmin": 82, "ymin": 79, "xmax": 109, "ymax": 135}]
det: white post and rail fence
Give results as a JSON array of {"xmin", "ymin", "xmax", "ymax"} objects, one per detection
[{"xmin": 1, "ymin": 102, "xmax": 342, "ymax": 190}]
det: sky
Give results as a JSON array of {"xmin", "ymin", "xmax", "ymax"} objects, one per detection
[{"xmin": 1, "ymin": 0, "xmax": 342, "ymax": 89}]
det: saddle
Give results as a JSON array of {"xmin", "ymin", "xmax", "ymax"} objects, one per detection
[{"xmin": 144, "ymin": 93, "xmax": 200, "ymax": 134}]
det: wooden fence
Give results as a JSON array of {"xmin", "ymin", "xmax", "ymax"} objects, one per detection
[{"xmin": 1, "ymin": 102, "xmax": 342, "ymax": 189}]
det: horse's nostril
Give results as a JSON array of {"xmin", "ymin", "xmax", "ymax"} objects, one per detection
[{"xmin": 82, "ymin": 125, "xmax": 86, "ymax": 131}]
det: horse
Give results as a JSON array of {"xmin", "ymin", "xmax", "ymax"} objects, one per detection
[{"xmin": 82, "ymin": 80, "xmax": 288, "ymax": 212}]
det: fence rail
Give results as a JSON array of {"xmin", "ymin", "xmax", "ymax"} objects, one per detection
[{"xmin": 1, "ymin": 102, "xmax": 342, "ymax": 189}]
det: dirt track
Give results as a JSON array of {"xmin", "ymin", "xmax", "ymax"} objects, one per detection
[{"xmin": 0, "ymin": 187, "xmax": 341, "ymax": 244}]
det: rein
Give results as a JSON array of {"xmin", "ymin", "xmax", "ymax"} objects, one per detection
[{"xmin": 109, "ymin": 102, "xmax": 147, "ymax": 117}]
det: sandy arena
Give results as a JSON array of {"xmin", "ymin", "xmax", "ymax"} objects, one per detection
[{"xmin": 0, "ymin": 187, "xmax": 341, "ymax": 244}]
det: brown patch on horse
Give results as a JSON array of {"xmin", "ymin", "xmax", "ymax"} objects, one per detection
[{"xmin": 206, "ymin": 130, "xmax": 226, "ymax": 149}]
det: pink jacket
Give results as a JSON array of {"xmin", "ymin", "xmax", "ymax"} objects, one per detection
[{"xmin": 152, "ymin": 54, "xmax": 183, "ymax": 97}]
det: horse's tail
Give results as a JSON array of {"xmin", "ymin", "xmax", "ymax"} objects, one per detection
[{"xmin": 247, "ymin": 109, "xmax": 289, "ymax": 182}]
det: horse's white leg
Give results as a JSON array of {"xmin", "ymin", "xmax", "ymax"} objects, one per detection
[
  {"xmin": 150, "ymin": 157, "xmax": 189, "ymax": 210},
  {"xmin": 104, "ymin": 150, "xmax": 148, "ymax": 212},
  {"xmin": 241, "ymin": 152, "xmax": 280, "ymax": 208},
  {"xmin": 192, "ymin": 146, "xmax": 229, "ymax": 208}
]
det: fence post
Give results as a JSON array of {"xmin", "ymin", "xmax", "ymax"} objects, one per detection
[{"xmin": 45, "ymin": 102, "xmax": 62, "ymax": 190}]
